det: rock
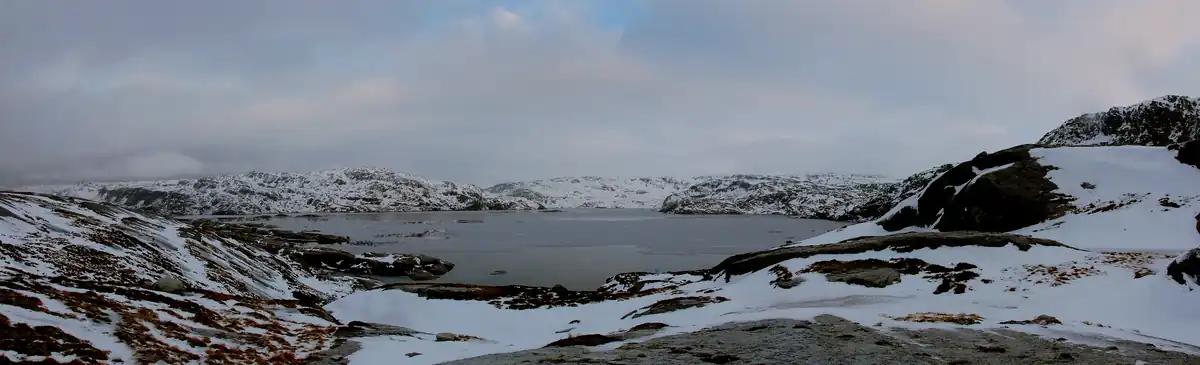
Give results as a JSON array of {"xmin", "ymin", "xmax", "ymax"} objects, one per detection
[
  {"xmin": 878, "ymin": 145, "xmax": 1075, "ymax": 233},
  {"xmin": 826, "ymin": 268, "xmax": 901, "ymax": 288},
  {"xmin": 776, "ymin": 277, "xmax": 806, "ymax": 289},
  {"xmin": 150, "ymin": 275, "xmax": 186, "ymax": 293},
  {"xmin": 439, "ymin": 316, "xmax": 1200, "ymax": 365},
  {"xmin": 999, "ymin": 315, "xmax": 1063, "ymax": 326},
  {"xmin": 1166, "ymin": 248, "xmax": 1200, "ymax": 286},
  {"xmin": 1174, "ymin": 140, "xmax": 1200, "ymax": 169},
  {"xmin": 288, "ymin": 247, "xmax": 455, "ymax": 279},
  {"xmin": 710, "ymin": 231, "xmax": 1069, "ymax": 281},
  {"xmin": 1039, "ymin": 95, "xmax": 1200, "ymax": 147},
  {"xmin": 621, "ymin": 296, "xmax": 730, "ymax": 319},
  {"xmin": 544, "ymin": 334, "xmax": 623, "ymax": 347},
  {"xmin": 436, "ymin": 332, "xmax": 483, "ymax": 342},
  {"xmin": 334, "ymin": 321, "xmax": 421, "ymax": 338},
  {"xmin": 425, "ymin": 263, "xmax": 451, "ymax": 276},
  {"xmin": 407, "ymin": 269, "xmax": 437, "ymax": 281}
]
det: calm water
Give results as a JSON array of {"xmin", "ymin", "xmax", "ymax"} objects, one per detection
[{"xmin": 251, "ymin": 209, "xmax": 847, "ymax": 290}]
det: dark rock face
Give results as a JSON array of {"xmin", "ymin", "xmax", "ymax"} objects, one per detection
[
  {"xmin": 847, "ymin": 164, "xmax": 954, "ymax": 221},
  {"xmin": 1166, "ymin": 248, "xmax": 1200, "ymax": 287},
  {"xmin": 1168, "ymin": 140, "xmax": 1200, "ymax": 169},
  {"xmin": 877, "ymin": 145, "xmax": 1075, "ymax": 232},
  {"xmin": 709, "ymin": 231, "xmax": 1070, "ymax": 280},
  {"xmin": 288, "ymin": 247, "xmax": 455, "ymax": 280},
  {"xmin": 1039, "ymin": 95, "xmax": 1200, "ymax": 147}
]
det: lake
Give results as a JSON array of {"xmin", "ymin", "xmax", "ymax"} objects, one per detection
[{"xmin": 250, "ymin": 209, "xmax": 848, "ymax": 290}]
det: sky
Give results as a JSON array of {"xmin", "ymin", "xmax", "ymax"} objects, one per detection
[{"xmin": 3, "ymin": 0, "xmax": 1200, "ymax": 186}]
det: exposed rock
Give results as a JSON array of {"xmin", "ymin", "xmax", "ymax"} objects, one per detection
[
  {"xmin": 999, "ymin": 315, "xmax": 1063, "ymax": 326},
  {"xmin": 441, "ymin": 316, "xmax": 1200, "ymax": 365},
  {"xmin": 288, "ymin": 247, "xmax": 455, "ymax": 279},
  {"xmin": 1166, "ymin": 248, "xmax": 1200, "ymax": 287},
  {"xmin": 826, "ymin": 268, "xmax": 901, "ymax": 288},
  {"xmin": 545, "ymin": 334, "xmax": 623, "ymax": 347},
  {"xmin": 710, "ymin": 231, "xmax": 1069, "ymax": 280},
  {"xmin": 1039, "ymin": 95, "xmax": 1200, "ymax": 147},
  {"xmin": 621, "ymin": 296, "xmax": 730, "ymax": 319},
  {"xmin": 848, "ymin": 164, "xmax": 955, "ymax": 221},
  {"xmin": 334, "ymin": 321, "xmax": 421, "ymax": 338},
  {"xmin": 1169, "ymin": 139, "xmax": 1200, "ymax": 169},
  {"xmin": 436, "ymin": 332, "xmax": 485, "ymax": 342},
  {"xmin": 877, "ymin": 145, "xmax": 1075, "ymax": 232},
  {"xmin": 598, "ymin": 270, "xmax": 712, "ymax": 294},
  {"xmin": 150, "ymin": 275, "xmax": 186, "ymax": 294}
]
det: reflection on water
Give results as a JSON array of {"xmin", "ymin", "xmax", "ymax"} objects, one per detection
[{"xmin": 250, "ymin": 209, "xmax": 847, "ymax": 290}]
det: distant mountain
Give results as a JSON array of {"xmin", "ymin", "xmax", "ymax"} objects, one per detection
[
  {"xmin": 658, "ymin": 173, "xmax": 903, "ymax": 221},
  {"xmin": 24, "ymin": 167, "xmax": 543, "ymax": 216},
  {"xmin": 1038, "ymin": 95, "xmax": 1200, "ymax": 147},
  {"xmin": 485, "ymin": 176, "xmax": 701, "ymax": 209}
]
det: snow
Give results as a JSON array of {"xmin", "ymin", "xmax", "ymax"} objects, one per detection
[
  {"xmin": 21, "ymin": 166, "xmax": 543, "ymax": 216},
  {"xmin": 0, "ymin": 191, "xmax": 353, "ymax": 299},
  {"xmin": 659, "ymin": 173, "xmax": 900, "ymax": 220},
  {"xmin": 486, "ymin": 176, "xmax": 701, "ymax": 209},
  {"xmin": 324, "ymin": 145, "xmax": 1200, "ymax": 364}
]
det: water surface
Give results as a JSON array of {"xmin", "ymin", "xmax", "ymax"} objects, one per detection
[{"xmin": 254, "ymin": 209, "xmax": 847, "ymax": 289}]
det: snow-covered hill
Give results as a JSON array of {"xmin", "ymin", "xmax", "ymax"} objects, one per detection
[
  {"xmin": 323, "ymin": 143, "xmax": 1200, "ymax": 364},
  {"xmin": 485, "ymin": 176, "xmax": 699, "ymax": 209},
  {"xmin": 658, "ymin": 173, "xmax": 902, "ymax": 221},
  {"xmin": 0, "ymin": 191, "xmax": 381, "ymax": 363},
  {"xmin": 1039, "ymin": 95, "xmax": 1200, "ymax": 147},
  {"xmin": 24, "ymin": 167, "xmax": 543, "ymax": 216}
]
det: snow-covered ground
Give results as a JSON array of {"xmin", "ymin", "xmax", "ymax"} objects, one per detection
[
  {"xmin": 0, "ymin": 191, "xmax": 365, "ymax": 363},
  {"xmin": 324, "ymin": 145, "xmax": 1200, "ymax": 364}
]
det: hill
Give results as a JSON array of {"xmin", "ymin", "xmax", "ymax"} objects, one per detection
[
  {"xmin": 657, "ymin": 173, "xmax": 904, "ymax": 221},
  {"xmin": 1038, "ymin": 95, "xmax": 1200, "ymax": 147},
  {"xmin": 485, "ymin": 176, "xmax": 699, "ymax": 209},
  {"xmin": 24, "ymin": 167, "xmax": 543, "ymax": 216}
]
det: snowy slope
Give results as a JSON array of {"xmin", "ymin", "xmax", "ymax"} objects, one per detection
[
  {"xmin": 322, "ymin": 145, "xmax": 1200, "ymax": 364},
  {"xmin": 1039, "ymin": 95, "xmax": 1200, "ymax": 147},
  {"xmin": 485, "ymin": 176, "xmax": 700, "ymax": 209},
  {"xmin": 24, "ymin": 167, "xmax": 544, "ymax": 216},
  {"xmin": 659, "ymin": 173, "xmax": 901, "ymax": 221},
  {"xmin": 0, "ymin": 191, "xmax": 360, "ymax": 300},
  {"xmin": 0, "ymin": 191, "xmax": 381, "ymax": 363}
]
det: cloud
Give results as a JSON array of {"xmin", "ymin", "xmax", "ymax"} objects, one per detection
[{"xmin": 2, "ymin": 0, "xmax": 1199, "ymax": 186}]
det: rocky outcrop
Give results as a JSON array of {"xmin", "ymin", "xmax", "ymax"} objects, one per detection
[
  {"xmin": 288, "ymin": 247, "xmax": 455, "ymax": 281},
  {"xmin": 1169, "ymin": 139, "xmax": 1200, "ymax": 169},
  {"xmin": 877, "ymin": 145, "xmax": 1075, "ymax": 232},
  {"xmin": 1167, "ymin": 248, "xmax": 1200, "ymax": 287},
  {"xmin": 1038, "ymin": 95, "xmax": 1200, "ymax": 147},
  {"xmin": 709, "ymin": 231, "xmax": 1070, "ymax": 280},
  {"xmin": 659, "ymin": 173, "xmax": 898, "ymax": 221},
  {"xmin": 441, "ymin": 316, "xmax": 1200, "ymax": 365},
  {"xmin": 23, "ymin": 167, "xmax": 544, "ymax": 216},
  {"xmin": 847, "ymin": 164, "xmax": 954, "ymax": 220}
]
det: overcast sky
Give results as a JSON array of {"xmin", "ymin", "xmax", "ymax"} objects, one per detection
[{"xmin": 3, "ymin": 0, "xmax": 1200, "ymax": 186}]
